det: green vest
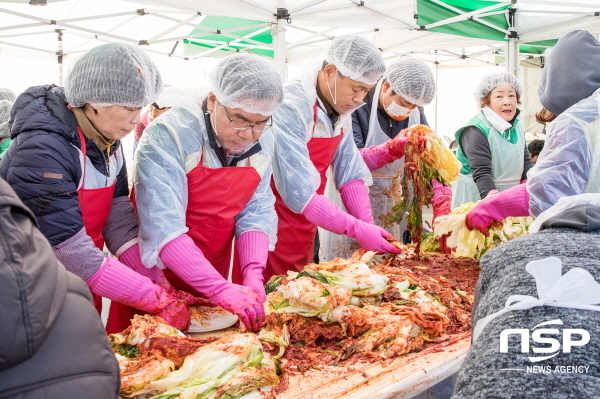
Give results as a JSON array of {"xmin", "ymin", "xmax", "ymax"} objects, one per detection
[
  {"xmin": 455, "ymin": 112, "xmax": 520, "ymax": 175},
  {"xmin": 0, "ymin": 138, "xmax": 11, "ymax": 159}
]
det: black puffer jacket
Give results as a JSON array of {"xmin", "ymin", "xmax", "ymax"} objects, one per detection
[
  {"xmin": 0, "ymin": 84, "xmax": 129, "ymax": 247},
  {"xmin": 0, "ymin": 177, "xmax": 120, "ymax": 398}
]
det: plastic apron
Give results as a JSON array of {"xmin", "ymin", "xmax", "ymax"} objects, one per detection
[
  {"xmin": 451, "ymin": 113, "xmax": 525, "ymax": 209},
  {"xmin": 76, "ymin": 128, "xmax": 117, "ymax": 314},
  {"xmin": 265, "ymin": 103, "xmax": 344, "ymax": 279},
  {"xmin": 582, "ymin": 94, "xmax": 600, "ymax": 193},
  {"xmin": 107, "ymin": 144, "xmax": 261, "ymax": 334},
  {"xmin": 319, "ymin": 81, "xmax": 420, "ymax": 261}
]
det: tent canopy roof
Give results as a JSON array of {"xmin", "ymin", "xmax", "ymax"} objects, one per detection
[{"xmin": 0, "ymin": 0, "xmax": 597, "ymax": 67}]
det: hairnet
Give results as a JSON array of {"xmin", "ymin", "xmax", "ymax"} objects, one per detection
[
  {"xmin": 0, "ymin": 88, "xmax": 16, "ymax": 103},
  {"xmin": 0, "ymin": 99, "xmax": 13, "ymax": 139},
  {"xmin": 65, "ymin": 43, "xmax": 163, "ymax": 108},
  {"xmin": 153, "ymin": 87, "xmax": 203, "ymax": 109},
  {"xmin": 384, "ymin": 58, "xmax": 435, "ymax": 106},
  {"xmin": 474, "ymin": 71, "xmax": 522, "ymax": 107},
  {"xmin": 325, "ymin": 35, "xmax": 385, "ymax": 86},
  {"xmin": 209, "ymin": 53, "xmax": 283, "ymax": 116}
]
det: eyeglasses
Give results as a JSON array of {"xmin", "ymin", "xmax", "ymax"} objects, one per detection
[{"xmin": 220, "ymin": 103, "xmax": 272, "ymax": 132}]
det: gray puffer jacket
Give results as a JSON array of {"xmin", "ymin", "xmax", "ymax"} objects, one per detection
[
  {"xmin": 453, "ymin": 203, "xmax": 600, "ymax": 399},
  {"xmin": 0, "ymin": 177, "xmax": 119, "ymax": 398}
]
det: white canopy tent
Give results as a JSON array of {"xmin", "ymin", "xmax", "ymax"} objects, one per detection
[
  {"xmin": 1, "ymin": 0, "xmax": 598, "ymax": 75},
  {"xmin": 0, "ymin": 0, "xmax": 598, "ymax": 138}
]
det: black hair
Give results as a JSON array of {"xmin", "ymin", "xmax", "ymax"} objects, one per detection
[{"xmin": 528, "ymin": 139, "xmax": 545, "ymax": 158}]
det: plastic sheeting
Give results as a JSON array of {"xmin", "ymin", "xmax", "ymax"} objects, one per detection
[
  {"xmin": 134, "ymin": 100, "xmax": 277, "ymax": 268},
  {"xmin": 527, "ymin": 89, "xmax": 600, "ymax": 216},
  {"xmin": 271, "ymin": 68, "xmax": 372, "ymax": 214}
]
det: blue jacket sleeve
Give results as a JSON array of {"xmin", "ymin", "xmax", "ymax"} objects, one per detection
[{"xmin": 2, "ymin": 132, "xmax": 83, "ymax": 246}]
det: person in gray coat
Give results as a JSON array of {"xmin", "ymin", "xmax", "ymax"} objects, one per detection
[
  {"xmin": 0, "ymin": 177, "xmax": 120, "ymax": 398},
  {"xmin": 453, "ymin": 195, "xmax": 600, "ymax": 398}
]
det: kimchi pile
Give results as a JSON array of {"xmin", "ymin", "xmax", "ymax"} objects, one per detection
[{"xmin": 260, "ymin": 247, "xmax": 479, "ymax": 375}]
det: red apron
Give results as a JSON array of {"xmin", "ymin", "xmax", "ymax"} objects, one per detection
[
  {"xmin": 106, "ymin": 151, "xmax": 261, "ymax": 334},
  {"xmin": 76, "ymin": 128, "xmax": 116, "ymax": 314},
  {"xmin": 165, "ymin": 153, "xmax": 262, "ymax": 291},
  {"xmin": 264, "ymin": 103, "xmax": 343, "ymax": 279}
]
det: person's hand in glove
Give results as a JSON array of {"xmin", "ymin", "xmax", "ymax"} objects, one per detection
[
  {"xmin": 238, "ymin": 231, "xmax": 269, "ymax": 303},
  {"xmin": 159, "ymin": 233, "xmax": 266, "ymax": 331},
  {"xmin": 302, "ymin": 194, "xmax": 400, "ymax": 253},
  {"xmin": 209, "ymin": 283, "xmax": 265, "ymax": 332},
  {"xmin": 155, "ymin": 298, "xmax": 191, "ymax": 332},
  {"xmin": 360, "ymin": 130, "xmax": 409, "ymax": 171},
  {"xmin": 169, "ymin": 288, "xmax": 213, "ymax": 307},
  {"xmin": 86, "ymin": 256, "xmax": 191, "ymax": 332},
  {"xmin": 431, "ymin": 180, "xmax": 453, "ymax": 254},
  {"xmin": 465, "ymin": 184, "xmax": 531, "ymax": 235}
]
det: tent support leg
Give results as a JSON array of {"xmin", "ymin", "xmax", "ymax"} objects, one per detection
[
  {"xmin": 57, "ymin": 28, "xmax": 63, "ymax": 86},
  {"xmin": 274, "ymin": 0, "xmax": 287, "ymax": 80},
  {"xmin": 506, "ymin": 38, "xmax": 520, "ymax": 80}
]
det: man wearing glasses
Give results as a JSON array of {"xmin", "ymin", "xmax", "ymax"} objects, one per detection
[
  {"xmin": 129, "ymin": 54, "xmax": 283, "ymax": 332},
  {"xmin": 265, "ymin": 35, "xmax": 400, "ymax": 280}
]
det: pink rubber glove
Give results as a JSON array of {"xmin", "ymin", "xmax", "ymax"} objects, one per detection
[
  {"xmin": 486, "ymin": 189, "xmax": 499, "ymax": 198},
  {"xmin": 120, "ymin": 244, "xmax": 210, "ymax": 307},
  {"xmin": 431, "ymin": 180, "xmax": 452, "ymax": 221},
  {"xmin": 359, "ymin": 133, "xmax": 409, "ymax": 171},
  {"xmin": 302, "ymin": 194, "xmax": 400, "ymax": 253},
  {"xmin": 119, "ymin": 243, "xmax": 171, "ymax": 290},
  {"xmin": 86, "ymin": 257, "xmax": 190, "ymax": 331},
  {"xmin": 160, "ymin": 234, "xmax": 265, "ymax": 331},
  {"xmin": 339, "ymin": 179, "xmax": 374, "ymax": 224},
  {"xmin": 431, "ymin": 180, "xmax": 453, "ymax": 254},
  {"xmin": 465, "ymin": 184, "xmax": 531, "ymax": 235},
  {"xmin": 238, "ymin": 231, "xmax": 269, "ymax": 303},
  {"xmin": 520, "ymin": 179, "xmax": 528, "ymax": 184}
]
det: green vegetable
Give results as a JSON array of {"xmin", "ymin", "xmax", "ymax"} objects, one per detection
[
  {"xmin": 265, "ymin": 275, "xmax": 286, "ymax": 294},
  {"xmin": 296, "ymin": 270, "xmax": 329, "ymax": 284},
  {"xmin": 270, "ymin": 299, "xmax": 289, "ymax": 310},
  {"xmin": 420, "ymin": 232, "xmax": 441, "ymax": 253},
  {"xmin": 115, "ymin": 344, "xmax": 140, "ymax": 358}
]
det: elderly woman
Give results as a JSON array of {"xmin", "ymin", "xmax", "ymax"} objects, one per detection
[
  {"xmin": 464, "ymin": 30, "xmax": 600, "ymax": 233},
  {"xmin": 0, "ymin": 43, "xmax": 190, "ymax": 332},
  {"xmin": 452, "ymin": 71, "xmax": 532, "ymax": 209},
  {"xmin": 133, "ymin": 54, "xmax": 284, "ymax": 332}
]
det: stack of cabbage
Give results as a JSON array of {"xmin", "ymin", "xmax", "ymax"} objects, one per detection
[
  {"xmin": 433, "ymin": 201, "xmax": 534, "ymax": 259},
  {"xmin": 262, "ymin": 257, "xmax": 449, "ymax": 361},
  {"xmin": 112, "ymin": 316, "xmax": 278, "ymax": 399}
]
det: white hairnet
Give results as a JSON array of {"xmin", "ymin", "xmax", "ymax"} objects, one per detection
[
  {"xmin": 135, "ymin": 103, "xmax": 278, "ymax": 267},
  {"xmin": 209, "ymin": 53, "xmax": 283, "ymax": 116},
  {"xmin": 153, "ymin": 87, "xmax": 204, "ymax": 109},
  {"xmin": 325, "ymin": 35, "xmax": 386, "ymax": 86},
  {"xmin": 474, "ymin": 71, "xmax": 522, "ymax": 107},
  {"xmin": 65, "ymin": 43, "xmax": 163, "ymax": 108},
  {"xmin": 0, "ymin": 88, "xmax": 16, "ymax": 103},
  {"xmin": 0, "ymin": 99, "xmax": 12, "ymax": 139},
  {"xmin": 384, "ymin": 58, "xmax": 435, "ymax": 106}
]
